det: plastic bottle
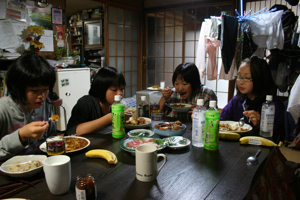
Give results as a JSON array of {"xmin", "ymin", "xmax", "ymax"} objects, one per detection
[
  {"xmin": 259, "ymin": 95, "xmax": 275, "ymax": 138},
  {"xmin": 112, "ymin": 95, "xmax": 125, "ymax": 139},
  {"xmin": 204, "ymin": 100, "xmax": 220, "ymax": 151},
  {"xmin": 192, "ymin": 99, "xmax": 207, "ymax": 147},
  {"xmin": 138, "ymin": 96, "xmax": 149, "ymax": 118}
]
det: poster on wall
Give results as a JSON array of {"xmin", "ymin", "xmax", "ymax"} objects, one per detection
[
  {"xmin": 56, "ymin": 26, "xmax": 64, "ymax": 47},
  {"xmin": 6, "ymin": 0, "xmax": 27, "ymax": 22},
  {"xmin": 52, "ymin": 8, "xmax": 64, "ymax": 25},
  {"xmin": 26, "ymin": 0, "xmax": 52, "ymax": 30}
]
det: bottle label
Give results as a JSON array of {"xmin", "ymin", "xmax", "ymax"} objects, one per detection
[
  {"xmin": 204, "ymin": 110, "xmax": 220, "ymax": 150},
  {"xmin": 76, "ymin": 188, "xmax": 86, "ymax": 200},
  {"xmin": 192, "ymin": 112, "xmax": 205, "ymax": 143},
  {"xmin": 112, "ymin": 103, "xmax": 125, "ymax": 139},
  {"xmin": 260, "ymin": 104, "xmax": 275, "ymax": 132}
]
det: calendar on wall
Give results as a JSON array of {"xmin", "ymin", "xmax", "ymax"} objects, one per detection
[{"xmin": 40, "ymin": 30, "xmax": 54, "ymax": 52}]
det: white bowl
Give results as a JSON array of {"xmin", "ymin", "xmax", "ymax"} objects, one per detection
[
  {"xmin": 154, "ymin": 123, "xmax": 187, "ymax": 137},
  {"xmin": 168, "ymin": 103, "xmax": 192, "ymax": 112},
  {"xmin": 0, "ymin": 155, "xmax": 47, "ymax": 178}
]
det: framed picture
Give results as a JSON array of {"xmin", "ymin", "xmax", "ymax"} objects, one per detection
[{"xmin": 52, "ymin": 8, "xmax": 64, "ymax": 25}]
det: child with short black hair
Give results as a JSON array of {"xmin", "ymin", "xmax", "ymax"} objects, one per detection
[
  {"xmin": 66, "ymin": 66, "xmax": 126, "ymax": 136},
  {"xmin": 0, "ymin": 54, "xmax": 56, "ymax": 160}
]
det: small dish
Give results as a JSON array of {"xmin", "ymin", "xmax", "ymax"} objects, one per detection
[
  {"xmin": 168, "ymin": 103, "xmax": 192, "ymax": 112},
  {"xmin": 125, "ymin": 117, "xmax": 151, "ymax": 129},
  {"xmin": 120, "ymin": 137, "xmax": 167, "ymax": 156},
  {"xmin": 164, "ymin": 136, "xmax": 191, "ymax": 150},
  {"xmin": 0, "ymin": 155, "xmax": 47, "ymax": 178},
  {"xmin": 154, "ymin": 123, "xmax": 186, "ymax": 137},
  {"xmin": 127, "ymin": 129, "xmax": 154, "ymax": 137}
]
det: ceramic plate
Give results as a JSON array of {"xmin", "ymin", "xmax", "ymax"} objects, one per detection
[
  {"xmin": 39, "ymin": 136, "xmax": 90, "ymax": 153},
  {"xmin": 147, "ymin": 86, "xmax": 162, "ymax": 91},
  {"xmin": 125, "ymin": 117, "xmax": 151, "ymax": 129},
  {"xmin": 154, "ymin": 123, "xmax": 186, "ymax": 137},
  {"xmin": 164, "ymin": 136, "xmax": 191, "ymax": 150},
  {"xmin": 120, "ymin": 137, "xmax": 167, "ymax": 155},
  {"xmin": 127, "ymin": 129, "xmax": 155, "ymax": 137},
  {"xmin": 168, "ymin": 103, "xmax": 192, "ymax": 112},
  {"xmin": 219, "ymin": 121, "xmax": 252, "ymax": 133},
  {"xmin": 0, "ymin": 155, "xmax": 47, "ymax": 178}
]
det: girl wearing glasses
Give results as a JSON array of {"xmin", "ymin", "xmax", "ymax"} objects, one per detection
[{"xmin": 220, "ymin": 56, "xmax": 285, "ymax": 143}]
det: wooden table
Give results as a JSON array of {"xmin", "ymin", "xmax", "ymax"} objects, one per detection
[{"xmin": 0, "ymin": 119, "xmax": 273, "ymax": 200}]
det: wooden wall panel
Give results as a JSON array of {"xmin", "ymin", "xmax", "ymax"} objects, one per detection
[{"xmin": 39, "ymin": 0, "xmax": 67, "ymax": 59}]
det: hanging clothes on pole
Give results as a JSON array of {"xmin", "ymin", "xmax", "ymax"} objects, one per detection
[{"xmin": 220, "ymin": 14, "xmax": 238, "ymax": 74}]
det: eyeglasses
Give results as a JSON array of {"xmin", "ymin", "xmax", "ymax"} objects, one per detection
[{"xmin": 234, "ymin": 75, "xmax": 252, "ymax": 83}]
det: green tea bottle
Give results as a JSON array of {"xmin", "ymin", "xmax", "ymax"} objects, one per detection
[
  {"xmin": 204, "ymin": 100, "xmax": 220, "ymax": 151},
  {"xmin": 112, "ymin": 95, "xmax": 125, "ymax": 139}
]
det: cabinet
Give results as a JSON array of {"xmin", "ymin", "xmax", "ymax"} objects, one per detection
[
  {"xmin": 69, "ymin": 20, "xmax": 83, "ymax": 55},
  {"xmin": 53, "ymin": 68, "xmax": 90, "ymax": 131}
]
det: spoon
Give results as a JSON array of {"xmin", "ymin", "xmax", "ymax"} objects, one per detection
[
  {"xmin": 247, "ymin": 149, "xmax": 261, "ymax": 165},
  {"xmin": 239, "ymin": 117, "xmax": 245, "ymax": 127}
]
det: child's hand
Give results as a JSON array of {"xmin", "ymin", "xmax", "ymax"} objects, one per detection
[
  {"xmin": 243, "ymin": 110, "xmax": 261, "ymax": 128},
  {"xmin": 162, "ymin": 87, "xmax": 173, "ymax": 100},
  {"xmin": 19, "ymin": 121, "xmax": 49, "ymax": 143}
]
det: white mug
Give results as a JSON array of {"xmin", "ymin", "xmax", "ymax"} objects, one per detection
[
  {"xmin": 135, "ymin": 144, "xmax": 167, "ymax": 182},
  {"xmin": 43, "ymin": 155, "xmax": 71, "ymax": 195}
]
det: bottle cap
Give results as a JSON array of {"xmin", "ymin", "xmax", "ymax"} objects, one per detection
[
  {"xmin": 266, "ymin": 95, "xmax": 273, "ymax": 101},
  {"xmin": 209, "ymin": 100, "xmax": 217, "ymax": 108},
  {"xmin": 114, "ymin": 95, "xmax": 121, "ymax": 101},
  {"xmin": 141, "ymin": 96, "xmax": 146, "ymax": 101},
  {"xmin": 197, "ymin": 99, "xmax": 204, "ymax": 106}
]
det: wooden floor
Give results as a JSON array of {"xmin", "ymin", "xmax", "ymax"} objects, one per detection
[{"xmin": 280, "ymin": 145, "xmax": 300, "ymax": 163}]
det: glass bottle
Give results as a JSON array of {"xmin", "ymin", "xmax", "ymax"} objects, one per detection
[
  {"xmin": 138, "ymin": 96, "xmax": 149, "ymax": 118},
  {"xmin": 75, "ymin": 174, "xmax": 97, "ymax": 200}
]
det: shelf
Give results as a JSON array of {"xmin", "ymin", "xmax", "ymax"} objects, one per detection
[
  {"xmin": 71, "ymin": 43, "xmax": 83, "ymax": 46},
  {"xmin": 71, "ymin": 35, "xmax": 82, "ymax": 37}
]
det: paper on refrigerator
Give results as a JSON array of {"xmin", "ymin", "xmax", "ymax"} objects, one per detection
[{"xmin": 0, "ymin": 19, "xmax": 19, "ymax": 49}]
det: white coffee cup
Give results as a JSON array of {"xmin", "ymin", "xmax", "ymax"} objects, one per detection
[
  {"xmin": 135, "ymin": 144, "xmax": 167, "ymax": 182},
  {"xmin": 43, "ymin": 155, "xmax": 71, "ymax": 195}
]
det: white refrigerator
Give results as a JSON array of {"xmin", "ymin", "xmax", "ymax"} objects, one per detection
[{"xmin": 53, "ymin": 68, "xmax": 90, "ymax": 131}]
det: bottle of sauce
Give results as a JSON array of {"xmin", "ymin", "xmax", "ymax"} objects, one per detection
[
  {"xmin": 112, "ymin": 95, "xmax": 125, "ymax": 139},
  {"xmin": 138, "ymin": 96, "xmax": 149, "ymax": 118},
  {"xmin": 75, "ymin": 174, "xmax": 97, "ymax": 200},
  {"xmin": 204, "ymin": 100, "xmax": 220, "ymax": 151}
]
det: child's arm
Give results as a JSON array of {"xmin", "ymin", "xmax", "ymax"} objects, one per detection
[{"xmin": 74, "ymin": 113, "xmax": 112, "ymax": 136}]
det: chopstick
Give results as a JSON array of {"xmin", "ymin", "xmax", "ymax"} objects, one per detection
[{"xmin": 0, "ymin": 179, "xmax": 44, "ymax": 199}]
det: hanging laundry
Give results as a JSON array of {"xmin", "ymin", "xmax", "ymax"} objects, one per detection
[
  {"xmin": 195, "ymin": 21, "xmax": 207, "ymax": 78},
  {"xmin": 205, "ymin": 38, "xmax": 220, "ymax": 80},
  {"xmin": 220, "ymin": 14, "xmax": 238, "ymax": 74},
  {"xmin": 249, "ymin": 10, "xmax": 284, "ymax": 50}
]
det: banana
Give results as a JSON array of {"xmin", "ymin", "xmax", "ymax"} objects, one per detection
[
  {"xmin": 219, "ymin": 132, "xmax": 240, "ymax": 140},
  {"xmin": 239, "ymin": 136, "xmax": 277, "ymax": 147},
  {"xmin": 85, "ymin": 149, "xmax": 118, "ymax": 164}
]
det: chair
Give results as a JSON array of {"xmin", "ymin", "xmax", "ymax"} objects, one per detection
[{"xmin": 50, "ymin": 98, "xmax": 67, "ymax": 130}]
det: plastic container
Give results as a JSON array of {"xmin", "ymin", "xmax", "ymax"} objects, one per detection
[
  {"xmin": 204, "ymin": 100, "xmax": 220, "ymax": 151},
  {"xmin": 138, "ymin": 96, "xmax": 149, "ymax": 118},
  {"xmin": 192, "ymin": 99, "xmax": 207, "ymax": 147},
  {"xmin": 259, "ymin": 95, "xmax": 275, "ymax": 138},
  {"xmin": 112, "ymin": 95, "xmax": 125, "ymax": 139}
]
